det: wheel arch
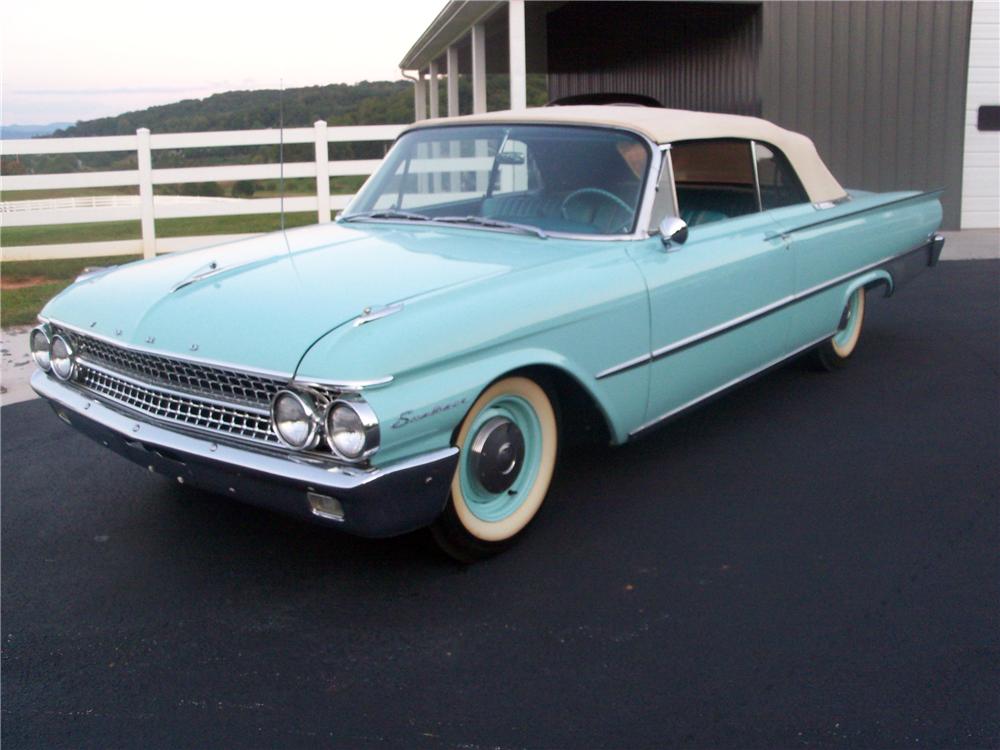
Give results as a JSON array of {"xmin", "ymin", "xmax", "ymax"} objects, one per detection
[
  {"xmin": 367, "ymin": 349, "xmax": 624, "ymax": 468},
  {"xmin": 855, "ymin": 269, "xmax": 894, "ymax": 300},
  {"xmin": 502, "ymin": 364, "xmax": 614, "ymax": 448}
]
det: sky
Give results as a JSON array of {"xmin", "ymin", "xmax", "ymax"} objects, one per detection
[{"xmin": 1, "ymin": 0, "xmax": 443, "ymax": 125}]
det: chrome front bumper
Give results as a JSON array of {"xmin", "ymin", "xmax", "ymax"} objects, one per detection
[{"xmin": 31, "ymin": 371, "xmax": 458, "ymax": 538}]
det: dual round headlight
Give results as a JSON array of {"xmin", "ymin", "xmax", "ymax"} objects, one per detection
[
  {"xmin": 271, "ymin": 390, "xmax": 323, "ymax": 450},
  {"xmin": 270, "ymin": 390, "xmax": 379, "ymax": 461},
  {"xmin": 30, "ymin": 327, "xmax": 75, "ymax": 381},
  {"xmin": 326, "ymin": 400, "xmax": 380, "ymax": 461},
  {"xmin": 29, "ymin": 327, "xmax": 52, "ymax": 372},
  {"xmin": 50, "ymin": 335, "xmax": 76, "ymax": 380}
]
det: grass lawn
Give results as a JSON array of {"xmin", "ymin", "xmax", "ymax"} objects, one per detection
[
  {"xmin": 2, "ymin": 211, "xmax": 318, "ymax": 247},
  {"xmin": 1, "ymin": 254, "xmax": 141, "ymax": 328}
]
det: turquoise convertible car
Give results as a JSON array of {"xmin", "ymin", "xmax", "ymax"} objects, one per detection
[{"xmin": 31, "ymin": 106, "xmax": 944, "ymax": 560}]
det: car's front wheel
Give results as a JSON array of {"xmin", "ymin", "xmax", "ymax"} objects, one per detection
[
  {"xmin": 430, "ymin": 376, "xmax": 558, "ymax": 562},
  {"xmin": 813, "ymin": 287, "xmax": 867, "ymax": 371}
]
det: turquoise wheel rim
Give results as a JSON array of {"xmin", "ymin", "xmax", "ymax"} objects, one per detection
[
  {"xmin": 833, "ymin": 288, "xmax": 863, "ymax": 351},
  {"xmin": 458, "ymin": 393, "xmax": 543, "ymax": 523}
]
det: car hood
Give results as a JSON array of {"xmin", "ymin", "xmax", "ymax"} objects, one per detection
[{"xmin": 40, "ymin": 222, "xmax": 567, "ymax": 375}]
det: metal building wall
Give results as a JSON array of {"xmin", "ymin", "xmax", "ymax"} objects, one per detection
[
  {"xmin": 759, "ymin": 1, "xmax": 973, "ymax": 228},
  {"xmin": 546, "ymin": 2, "xmax": 762, "ymax": 116}
]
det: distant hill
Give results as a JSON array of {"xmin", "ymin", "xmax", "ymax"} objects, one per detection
[
  {"xmin": 1, "ymin": 77, "xmax": 549, "ymax": 187},
  {"xmin": 1, "ymin": 122, "xmax": 73, "ymax": 139},
  {"xmin": 46, "ymin": 76, "xmax": 548, "ymax": 138},
  {"xmin": 50, "ymin": 81, "xmax": 416, "ymax": 137}
]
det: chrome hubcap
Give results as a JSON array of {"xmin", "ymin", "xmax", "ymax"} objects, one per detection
[{"xmin": 469, "ymin": 417, "xmax": 525, "ymax": 494}]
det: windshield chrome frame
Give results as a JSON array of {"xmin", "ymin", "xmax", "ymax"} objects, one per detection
[{"xmin": 340, "ymin": 123, "xmax": 663, "ymax": 242}]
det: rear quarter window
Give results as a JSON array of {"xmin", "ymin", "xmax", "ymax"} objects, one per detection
[{"xmin": 754, "ymin": 143, "xmax": 809, "ymax": 209}]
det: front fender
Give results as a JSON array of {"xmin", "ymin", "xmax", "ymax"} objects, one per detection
[
  {"xmin": 293, "ymin": 241, "xmax": 653, "ymax": 466},
  {"xmin": 361, "ymin": 347, "xmax": 630, "ymax": 468}
]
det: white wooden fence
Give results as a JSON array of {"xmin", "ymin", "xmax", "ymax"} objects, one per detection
[{"xmin": 0, "ymin": 122, "xmax": 405, "ymax": 261}]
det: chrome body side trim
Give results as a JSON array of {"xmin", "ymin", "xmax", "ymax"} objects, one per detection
[
  {"xmin": 648, "ymin": 293, "xmax": 795, "ymax": 361},
  {"xmin": 31, "ymin": 371, "xmax": 458, "ymax": 538},
  {"xmin": 596, "ymin": 237, "xmax": 937, "ymax": 381},
  {"xmin": 595, "ymin": 352, "xmax": 653, "ymax": 380},
  {"xmin": 629, "ymin": 332, "xmax": 835, "ymax": 437}
]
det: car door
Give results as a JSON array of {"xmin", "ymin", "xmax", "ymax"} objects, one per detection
[{"xmin": 627, "ymin": 139, "xmax": 794, "ymax": 433}]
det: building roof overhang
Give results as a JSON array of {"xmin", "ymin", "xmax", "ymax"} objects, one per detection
[{"xmin": 399, "ymin": 1, "xmax": 505, "ymax": 70}]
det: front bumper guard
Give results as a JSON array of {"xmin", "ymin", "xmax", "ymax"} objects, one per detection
[{"xmin": 31, "ymin": 371, "xmax": 458, "ymax": 538}]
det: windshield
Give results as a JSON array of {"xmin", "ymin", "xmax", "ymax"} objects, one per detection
[{"xmin": 343, "ymin": 125, "xmax": 651, "ymax": 237}]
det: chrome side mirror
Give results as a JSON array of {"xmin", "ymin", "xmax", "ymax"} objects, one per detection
[{"xmin": 659, "ymin": 216, "xmax": 689, "ymax": 250}]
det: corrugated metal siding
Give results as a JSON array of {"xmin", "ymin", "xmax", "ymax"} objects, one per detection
[
  {"xmin": 759, "ymin": 1, "xmax": 973, "ymax": 228},
  {"xmin": 546, "ymin": 2, "xmax": 762, "ymax": 116},
  {"xmin": 961, "ymin": 0, "xmax": 1000, "ymax": 228}
]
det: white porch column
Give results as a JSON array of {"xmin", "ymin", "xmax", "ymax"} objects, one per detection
[
  {"xmin": 428, "ymin": 61, "xmax": 440, "ymax": 118},
  {"xmin": 509, "ymin": 0, "xmax": 527, "ymax": 111},
  {"xmin": 471, "ymin": 23, "xmax": 487, "ymax": 114},
  {"xmin": 413, "ymin": 71, "xmax": 428, "ymax": 121},
  {"xmin": 446, "ymin": 45, "xmax": 460, "ymax": 117}
]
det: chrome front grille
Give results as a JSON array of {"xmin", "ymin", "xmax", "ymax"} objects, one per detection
[
  {"xmin": 58, "ymin": 328, "xmax": 286, "ymax": 408},
  {"xmin": 52, "ymin": 327, "xmax": 296, "ymax": 447},
  {"xmin": 80, "ymin": 366, "xmax": 279, "ymax": 445}
]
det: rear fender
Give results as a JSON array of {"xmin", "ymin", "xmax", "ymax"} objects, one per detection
[{"xmin": 846, "ymin": 270, "xmax": 894, "ymax": 305}]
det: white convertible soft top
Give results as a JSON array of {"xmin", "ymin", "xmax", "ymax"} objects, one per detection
[{"xmin": 404, "ymin": 105, "xmax": 847, "ymax": 204}]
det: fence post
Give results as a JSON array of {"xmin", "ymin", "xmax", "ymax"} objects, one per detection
[
  {"xmin": 136, "ymin": 128, "xmax": 156, "ymax": 258},
  {"xmin": 314, "ymin": 120, "xmax": 332, "ymax": 223}
]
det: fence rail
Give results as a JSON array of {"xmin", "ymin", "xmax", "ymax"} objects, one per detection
[{"xmin": 1, "ymin": 121, "xmax": 405, "ymax": 261}]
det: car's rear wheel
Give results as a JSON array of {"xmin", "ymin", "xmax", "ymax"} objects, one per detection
[
  {"xmin": 430, "ymin": 376, "xmax": 558, "ymax": 562},
  {"xmin": 814, "ymin": 287, "xmax": 866, "ymax": 371}
]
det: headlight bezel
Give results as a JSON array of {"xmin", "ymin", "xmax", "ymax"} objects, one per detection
[
  {"xmin": 270, "ymin": 389, "xmax": 323, "ymax": 450},
  {"xmin": 49, "ymin": 333, "xmax": 76, "ymax": 381},
  {"xmin": 325, "ymin": 398, "xmax": 380, "ymax": 462},
  {"xmin": 29, "ymin": 326, "xmax": 52, "ymax": 372}
]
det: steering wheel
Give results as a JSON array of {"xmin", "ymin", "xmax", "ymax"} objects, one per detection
[{"xmin": 559, "ymin": 188, "xmax": 633, "ymax": 232}]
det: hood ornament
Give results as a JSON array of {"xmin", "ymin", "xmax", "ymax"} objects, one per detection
[
  {"xmin": 353, "ymin": 302, "xmax": 404, "ymax": 327},
  {"xmin": 172, "ymin": 260, "xmax": 223, "ymax": 293}
]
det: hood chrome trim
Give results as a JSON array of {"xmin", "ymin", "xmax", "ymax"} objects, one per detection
[{"xmin": 292, "ymin": 375, "xmax": 394, "ymax": 392}]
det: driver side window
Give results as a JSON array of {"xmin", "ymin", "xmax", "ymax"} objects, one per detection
[{"xmin": 671, "ymin": 140, "xmax": 758, "ymax": 227}]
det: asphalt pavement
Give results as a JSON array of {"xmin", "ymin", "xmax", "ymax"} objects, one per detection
[{"xmin": 2, "ymin": 261, "xmax": 997, "ymax": 749}]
